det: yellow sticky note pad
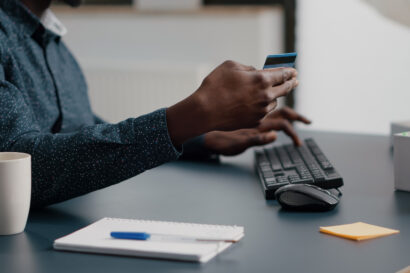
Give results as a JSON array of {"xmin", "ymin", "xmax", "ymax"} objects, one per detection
[{"xmin": 320, "ymin": 222, "xmax": 399, "ymax": 241}]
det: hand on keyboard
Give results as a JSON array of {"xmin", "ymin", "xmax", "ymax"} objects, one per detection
[
  {"xmin": 258, "ymin": 107, "xmax": 311, "ymax": 146},
  {"xmin": 204, "ymin": 107, "xmax": 311, "ymax": 156}
]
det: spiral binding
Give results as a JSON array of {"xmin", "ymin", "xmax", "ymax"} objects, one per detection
[{"xmin": 104, "ymin": 217, "xmax": 240, "ymax": 230}]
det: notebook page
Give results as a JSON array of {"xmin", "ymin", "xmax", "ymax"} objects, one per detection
[{"xmin": 54, "ymin": 218, "xmax": 244, "ymax": 263}]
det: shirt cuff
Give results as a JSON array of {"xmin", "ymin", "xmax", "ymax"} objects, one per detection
[{"xmin": 133, "ymin": 108, "xmax": 182, "ymax": 164}]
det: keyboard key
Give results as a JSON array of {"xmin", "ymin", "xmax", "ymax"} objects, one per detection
[
  {"xmin": 263, "ymin": 171, "xmax": 275, "ymax": 178},
  {"xmin": 276, "ymin": 176, "xmax": 289, "ymax": 184},
  {"xmin": 265, "ymin": 177, "xmax": 276, "ymax": 183},
  {"xmin": 276, "ymin": 147, "xmax": 294, "ymax": 169},
  {"xmin": 285, "ymin": 145, "xmax": 304, "ymax": 164},
  {"xmin": 288, "ymin": 174, "xmax": 300, "ymax": 180},
  {"xmin": 260, "ymin": 165, "xmax": 273, "ymax": 172},
  {"xmin": 321, "ymin": 162, "xmax": 334, "ymax": 170},
  {"xmin": 313, "ymin": 176, "xmax": 325, "ymax": 182},
  {"xmin": 265, "ymin": 149, "xmax": 282, "ymax": 171},
  {"xmin": 296, "ymin": 166, "xmax": 312, "ymax": 180},
  {"xmin": 290, "ymin": 178, "xmax": 314, "ymax": 184}
]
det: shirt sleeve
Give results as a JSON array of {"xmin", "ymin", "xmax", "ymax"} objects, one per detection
[{"xmin": 0, "ymin": 79, "xmax": 182, "ymax": 208}]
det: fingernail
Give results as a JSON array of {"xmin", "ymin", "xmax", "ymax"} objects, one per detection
[{"xmin": 295, "ymin": 79, "xmax": 299, "ymax": 86}]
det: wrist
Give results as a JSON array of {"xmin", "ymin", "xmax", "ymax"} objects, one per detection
[
  {"xmin": 203, "ymin": 132, "xmax": 220, "ymax": 154},
  {"xmin": 166, "ymin": 92, "xmax": 211, "ymax": 147}
]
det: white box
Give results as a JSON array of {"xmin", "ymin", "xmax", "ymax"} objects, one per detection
[
  {"xmin": 391, "ymin": 120, "xmax": 410, "ymax": 146},
  {"xmin": 393, "ymin": 131, "xmax": 410, "ymax": 192}
]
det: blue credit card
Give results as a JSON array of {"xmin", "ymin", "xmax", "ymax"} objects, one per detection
[{"xmin": 263, "ymin": 52, "xmax": 297, "ymax": 69}]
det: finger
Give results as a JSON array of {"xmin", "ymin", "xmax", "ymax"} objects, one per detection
[
  {"xmin": 258, "ymin": 67, "xmax": 297, "ymax": 87},
  {"xmin": 258, "ymin": 114, "xmax": 282, "ymax": 132},
  {"xmin": 261, "ymin": 119, "xmax": 302, "ymax": 146},
  {"xmin": 267, "ymin": 77, "xmax": 299, "ymax": 99},
  {"xmin": 265, "ymin": 99, "xmax": 278, "ymax": 114},
  {"xmin": 259, "ymin": 131, "xmax": 278, "ymax": 145},
  {"xmin": 277, "ymin": 119, "xmax": 302, "ymax": 146},
  {"xmin": 246, "ymin": 131, "xmax": 277, "ymax": 147},
  {"xmin": 280, "ymin": 107, "xmax": 312, "ymax": 124}
]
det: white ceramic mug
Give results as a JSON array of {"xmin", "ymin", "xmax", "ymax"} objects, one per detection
[{"xmin": 0, "ymin": 152, "xmax": 31, "ymax": 235}]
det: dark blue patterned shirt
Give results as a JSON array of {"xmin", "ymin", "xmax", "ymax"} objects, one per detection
[{"xmin": 0, "ymin": 0, "xmax": 211, "ymax": 208}]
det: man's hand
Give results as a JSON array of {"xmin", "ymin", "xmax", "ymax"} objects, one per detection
[
  {"xmin": 166, "ymin": 61, "xmax": 298, "ymax": 146},
  {"xmin": 203, "ymin": 107, "xmax": 311, "ymax": 156}
]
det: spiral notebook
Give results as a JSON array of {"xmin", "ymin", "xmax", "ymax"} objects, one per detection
[{"xmin": 53, "ymin": 217, "xmax": 244, "ymax": 263}]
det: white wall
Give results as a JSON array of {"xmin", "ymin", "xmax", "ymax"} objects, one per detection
[
  {"xmin": 60, "ymin": 9, "xmax": 282, "ymax": 67},
  {"xmin": 296, "ymin": 0, "xmax": 410, "ymax": 135},
  {"xmin": 56, "ymin": 8, "xmax": 283, "ymax": 121},
  {"xmin": 84, "ymin": 61, "xmax": 212, "ymax": 122}
]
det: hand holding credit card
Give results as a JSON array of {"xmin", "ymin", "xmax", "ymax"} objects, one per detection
[{"xmin": 166, "ymin": 55, "xmax": 298, "ymax": 146}]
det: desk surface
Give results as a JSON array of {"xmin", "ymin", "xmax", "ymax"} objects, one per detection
[{"xmin": 1, "ymin": 131, "xmax": 409, "ymax": 273}]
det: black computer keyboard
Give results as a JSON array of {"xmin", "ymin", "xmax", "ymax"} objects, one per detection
[{"xmin": 254, "ymin": 138, "xmax": 343, "ymax": 199}]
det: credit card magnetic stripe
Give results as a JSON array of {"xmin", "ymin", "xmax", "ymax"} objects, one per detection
[{"xmin": 263, "ymin": 52, "xmax": 297, "ymax": 69}]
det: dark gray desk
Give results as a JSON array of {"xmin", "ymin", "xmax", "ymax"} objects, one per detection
[{"xmin": 1, "ymin": 131, "xmax": 409, "ymax": 273}]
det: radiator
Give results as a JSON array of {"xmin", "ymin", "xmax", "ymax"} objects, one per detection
[{"xmin": 82, "ymin": 60, "xmax": 212, "ymax": 123}]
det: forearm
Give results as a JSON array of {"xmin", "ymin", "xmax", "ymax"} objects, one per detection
[
  {"xmin": 166, "ymin": 93, "xmax": 211, "ymax": 147},
  {"xmin": 8, "ymin": 109, "xmax": 180, "ymax": 208}
]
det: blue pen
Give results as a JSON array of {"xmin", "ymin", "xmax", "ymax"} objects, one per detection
[
  {"xmin": 111, "ymin": 232, "xmax": 151, "ymax": 240},
  {"xmin": 110, "ymin": 232, "xmax": 237, "ymax": 243}
]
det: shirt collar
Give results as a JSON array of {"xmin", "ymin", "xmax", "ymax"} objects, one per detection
[{"xmin": 40, "ymin": 9, "xmax": 68, "ymax": 37}]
